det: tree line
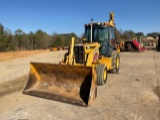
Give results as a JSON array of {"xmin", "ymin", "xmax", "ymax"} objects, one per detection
[
  {"xmin": 0, "ymin": 23, "xmax": 159, "ymax": 52},
  {"xmin": 0, "ymin": 23, "xmax": 79, "ymax": 52}
]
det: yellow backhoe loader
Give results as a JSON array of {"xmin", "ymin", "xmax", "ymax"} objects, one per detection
[{"xmin": 23, "ymin": 12, "xmax": 120, "ymax": 107}]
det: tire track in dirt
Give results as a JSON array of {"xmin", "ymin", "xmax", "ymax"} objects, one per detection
[{"xmin": 0, "ymin": 75, "xmax": 27, "ymax": 97}]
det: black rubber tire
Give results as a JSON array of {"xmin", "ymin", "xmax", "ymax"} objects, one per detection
[
  {"xmin": 96, "ymin": 64, "xmax": 107, "ymax": 86},
  {"xmin": 128, "ymin": 43, "xmax": 133, "ymax": 52},
  {"xmin": 111, "ymin": 53, "xmax": 120, "ymax": 73}
]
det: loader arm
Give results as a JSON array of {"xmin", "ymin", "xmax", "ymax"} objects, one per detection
[{"xmin": 62, "ymin": 37, "xmax": 75, "ymax": 65}]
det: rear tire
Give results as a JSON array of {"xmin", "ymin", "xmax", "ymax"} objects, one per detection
[
  {"xmin": 126, "ymin": 42, "xmax": 134, "ymax": 52},
  {"xmin": 96, "ymin": 64, "xmax": 107, "ymax": 85}
]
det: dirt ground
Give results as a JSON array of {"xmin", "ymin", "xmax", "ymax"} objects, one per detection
[
  {"xmin": 0, "ymin": 49, "xmax": 160, "ymax": 120},
  {"xmin": 0, "ymin": 49, "xmax": 49, "ymax": 62}
]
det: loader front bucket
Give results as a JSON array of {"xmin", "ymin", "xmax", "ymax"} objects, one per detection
[{"xmin": 23, "ymin": 62, "xmax": 97, "ymax": 107}]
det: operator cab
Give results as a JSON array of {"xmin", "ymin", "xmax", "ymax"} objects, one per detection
[{"xmin": 84, "ymin": 22, "xmax": 115, "ymax": 57}]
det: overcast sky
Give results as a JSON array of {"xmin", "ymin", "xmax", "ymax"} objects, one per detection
[{"xmin": 0, "ymin": 0, "xmax": 160, "ymax": 36}]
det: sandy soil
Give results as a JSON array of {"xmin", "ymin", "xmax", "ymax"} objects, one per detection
[{"xmin": 0, "ymin": 50, "xmax": 160, "ymax": 120}]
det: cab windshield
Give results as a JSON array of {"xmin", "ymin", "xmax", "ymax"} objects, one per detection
[
  {"xmin": 84, "ymin": 26, "xmax": 109, "ymax": 42},
  {"xmin": 84, "ymin": 25, "xmax": 115, "ymax": 56}
]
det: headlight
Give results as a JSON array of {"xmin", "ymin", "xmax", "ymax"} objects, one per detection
[{"xmin": 93, "ymin": 53, "xmax": 99, "ymax": 63}]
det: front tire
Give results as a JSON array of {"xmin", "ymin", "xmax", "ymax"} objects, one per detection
[
  {"xmin": 111, "ymin": 53, "xmax": 120, "ymax": 73},
  {"xmin": 96, "ymin": 64, "xmax": 107, "ymax": 85}
]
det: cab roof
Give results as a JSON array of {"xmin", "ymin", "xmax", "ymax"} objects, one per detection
[{"xmin": 84, "ymin": 22, "xmax": 115, "ymax": 27}]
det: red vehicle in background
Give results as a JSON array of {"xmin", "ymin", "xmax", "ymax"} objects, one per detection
[
  {"xmin": 124, "ymin": 39, "xmax": 145, "ymax": 52},
  {"xmin": 118, "ymin": 38, "xmax": 145, "ymax": 52}
]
